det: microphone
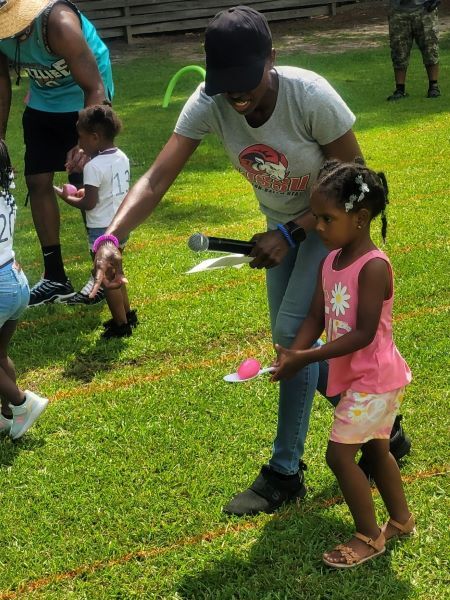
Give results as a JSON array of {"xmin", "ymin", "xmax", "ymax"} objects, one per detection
[{"xmin": 188, "ymin": 232, "xmax": 255, "ymax": 256}]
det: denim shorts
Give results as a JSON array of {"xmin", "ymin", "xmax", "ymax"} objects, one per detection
[
  {"xmin": 86, "ymin": 227, "xmax": 128, "ymax": 251},
  {"xmin": 0, "ymin": 261, "xmax": 30, "ymax": 327}
]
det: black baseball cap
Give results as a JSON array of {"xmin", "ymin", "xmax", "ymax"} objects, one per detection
[{"xmin": 204, "ymin": 5, "xmax": 272, "ymax": 96}]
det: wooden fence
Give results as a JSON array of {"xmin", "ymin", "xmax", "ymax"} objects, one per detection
[{"xmin": 75, "ymin": 0, "xmax": 361, "ymax": 44}]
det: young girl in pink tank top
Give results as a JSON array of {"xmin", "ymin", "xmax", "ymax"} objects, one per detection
[{"xmin": 272, "ymin": 159, "xmax": 414, "ymax": 568}]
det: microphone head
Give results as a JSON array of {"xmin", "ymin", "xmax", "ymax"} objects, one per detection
[{"xmin": 188, "ymin": 232, "xmax": 209, "ymax": 252}]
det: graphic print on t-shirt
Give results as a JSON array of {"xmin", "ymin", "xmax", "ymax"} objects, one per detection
[
  {"xmin": 324, "ymin": 282, "xmax": 352, "ymax": 342},
  {"xmin": 24, "ymin": 59, "xmax": 71, "ymax": 89},
  {"xmin": 238, "ymin": 144, "xmax": 310, "ymax": 194}
]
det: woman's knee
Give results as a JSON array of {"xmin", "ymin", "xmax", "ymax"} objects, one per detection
[{"xmin": 25, "ymin": 173, "xmax": 54, "ymax": 197}]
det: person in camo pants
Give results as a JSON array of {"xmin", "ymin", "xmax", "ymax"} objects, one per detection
[{"xmin": 387, "ymin": 0, "xmax": 440, "ymax": 101}]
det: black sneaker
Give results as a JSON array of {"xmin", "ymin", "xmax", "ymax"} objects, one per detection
[
  {"xmin": 61, "ymin": 275, "xmax": 105, "ymax": 305},
  {"xmin": 223, "ymin": 462, "xmax": 307, "ymax": 516},
  {"xmin": 359, "ymin": 415, "xmax": 411, "ymax": 479},
  {"xmin": 101, "ymin": 320, "xmax": 132, "ymax": 339},
  {"xmin": 387, "ymin": 89, "xmax": 408, "ymax": 101},
  {"xmin": 28, "ymin": 278, "xmax": 75, "ymax": 307},
  {"xmin": 103, "ymin": 309, "xmax": 138, "ymax": 330},
  {"xmin": 389, "ymin": 415, "xmax": 412, "ymax": 460},
  {"xmin": 427, "ymin": 85, "xmax": 441, "ymax": 98}
]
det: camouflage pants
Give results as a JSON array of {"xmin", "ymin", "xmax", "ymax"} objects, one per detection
[{"xmin": 388, "ymin": 9, "xmax": 439, "ymax": 69}]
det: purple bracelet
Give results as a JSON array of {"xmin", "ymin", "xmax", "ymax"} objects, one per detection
[{"xmin": 92, "ymin": 234, "xmax": 119, "ymax": 253}]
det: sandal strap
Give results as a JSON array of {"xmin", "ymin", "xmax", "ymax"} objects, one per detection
[
  {"xmin": 355, "ymin": 531, "xmax": 385, "ymax": 551},
  {"xmin": 387, "ymin": 514, "xmax": 415, "ymax": 534}
]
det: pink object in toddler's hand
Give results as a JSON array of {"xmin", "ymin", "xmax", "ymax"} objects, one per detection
[
  {"xmin": 63, "ymin": 183, "xmax": 78, "ymax": 196},
  {"xmin": 237, "ymin": 358, "xmax": 261, "ymax": 380}
]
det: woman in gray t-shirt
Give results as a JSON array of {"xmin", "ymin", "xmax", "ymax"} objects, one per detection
[{"xmin": 92, "ymin": 6, "xmax": 410, "ymax": 516}]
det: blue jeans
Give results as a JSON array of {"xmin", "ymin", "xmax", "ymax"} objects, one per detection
[
  {"xmin": 0, "ymin": 261, "xmax": 30, "ymax": 327},
  {"xmin": 266, "ymin": 230, "xmax": 334, "ymax": 475}
]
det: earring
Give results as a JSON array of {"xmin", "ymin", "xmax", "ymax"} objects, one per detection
[{"xmin": 357, "ymin": 224, "xmax": 362, "ymax": 229}]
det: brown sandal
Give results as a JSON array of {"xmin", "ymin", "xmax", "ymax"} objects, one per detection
[
  {"xmin": 382, "ymin": 514, "xmax": 415, "ymax": 542},
  {"xmin": 323, "ymin": 531, "xmax": 385, "ymax": 569}
]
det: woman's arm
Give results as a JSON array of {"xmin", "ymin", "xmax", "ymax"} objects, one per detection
[
  {"xmin": 288, "ymin": 130, "xmax": 363, "ymax": 230},
  {"xmin": 251, "ymin": 129, "xmax": 363, "ymax": 269},
  {"xmin": 90, "ymin": 133, "xmax": 200, "ymax": 294},
  {"xmin": 321, "ymin": 129, "xmax": 363, "ymax": 163},
  {"xmin": 0, "ymin": 53, "xmax": 12, "ymax": 139},
  {"xmin": 48, "ymin": 5, "xmax": 107, "ymax": 107},
  {"xmin": 106, "ymin": 133, "xmax": 200, "ymax": 240}
]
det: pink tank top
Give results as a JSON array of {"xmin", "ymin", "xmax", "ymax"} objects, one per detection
[{"xmin": 322, "ymin": 249, "xmax": 412, "ymax": 396}]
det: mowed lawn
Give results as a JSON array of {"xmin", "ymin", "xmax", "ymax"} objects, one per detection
[{"xmin": 0, "ymin": 27, "xmax": 448, "ymax": 600}]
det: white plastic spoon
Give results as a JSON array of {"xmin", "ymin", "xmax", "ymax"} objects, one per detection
[{"xmin": 223, "ymin": 367, "xmax": 275, "ymax": 383}]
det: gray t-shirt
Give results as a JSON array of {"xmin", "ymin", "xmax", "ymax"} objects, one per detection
[{"xmin": 175, "ymin": 66, "xmax": 355, "ymax": 225}]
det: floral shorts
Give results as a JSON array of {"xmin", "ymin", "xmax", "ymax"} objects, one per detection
[{"xmin": 330, "ymin": 387, "xmax": 405, "ymax": 445}]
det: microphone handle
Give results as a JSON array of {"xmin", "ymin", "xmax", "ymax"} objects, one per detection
[{"xmin": 207, "ymin": 237, "xmax": 255, "ymax": 256}]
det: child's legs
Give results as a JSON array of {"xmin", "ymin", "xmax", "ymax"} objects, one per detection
[
  {"xmin": 326, "ymin": 441, "xmax": 380, "ymax": 539},
  {"xmin": 104, "ymin": 288, "xmax": 127, "ymax": 324},
  {"xmin": 121, "ymin": 284, "xmax": 130, "ymax": 314},
  {"xmin": 361, "ymin": 438, "xmax": 410, "ymax": 523},
  {"xmin": 0, "ymin": 320, "xmax": 24, "ymax": 412},
  {"xmin": 118, "ymin": 247, "xmax": 130, "ymax": 312}
]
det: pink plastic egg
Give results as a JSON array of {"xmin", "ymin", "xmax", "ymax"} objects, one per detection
[
  {"xmin": 237, "ymin": 358, "xmax": 261, "ymax": 380},
  {"xmin": 63, "ymin": 183, "xmax": 78, "ymax": 196}
]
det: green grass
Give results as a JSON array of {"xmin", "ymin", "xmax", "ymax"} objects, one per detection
[{"xmin": 0, "ymin": 32, "xmax": 449, "ymax": 599}]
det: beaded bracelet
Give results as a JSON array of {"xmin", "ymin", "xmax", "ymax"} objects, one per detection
[
  {"xmin": 276, "ymin": 224, "xmax": 296, "ymax": 248},
  {"xmin": 92, "ymin": 234, "xmax": 119, "ymax": 254}
]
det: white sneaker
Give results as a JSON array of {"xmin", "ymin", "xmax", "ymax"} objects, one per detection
[
  {"xmin": 0, "ymin": 414, "xmax": 12, "ymax": 434},
  {"xmin": 9, "ymin": 391, "xmax": 49, "ymax": 440},
  {"xmin": 61, "ymin": 275, "xmax": 105, "ymax": 305}
]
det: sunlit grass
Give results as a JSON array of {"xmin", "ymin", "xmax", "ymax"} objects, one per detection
[{"xmin": 0, "ymin": 33, "xmax": 448, "ymax": 599}]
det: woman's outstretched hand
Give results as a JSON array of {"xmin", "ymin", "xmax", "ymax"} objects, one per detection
[
  {"xmin": 249, "ymin": 230, "xmax": 290, "ymax": 269},
  {"xmin": 90, "ymin": 243, "xmax": 128, "ymax": 297},
  {"xmin": 271, "ymin": 343, "xmax": 310, "ymax": 381}
]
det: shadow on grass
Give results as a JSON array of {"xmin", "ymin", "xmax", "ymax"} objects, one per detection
[
  {"xmin": 62, "ymin": 328, "xmax": 129, "ymax": 383},
  {"xmin": 0, "ymin": 434, "xmax": 45, "ymax": 467},
  {"xmin": 10, "ymin": 300, "xmax": 129, "ymax": 383},
  {"xmin": 178, "ymin": 507, "xmax": 413, "ymax": 599}
]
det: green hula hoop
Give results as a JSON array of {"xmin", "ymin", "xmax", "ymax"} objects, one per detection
[{"xmin": 162, "ymin": 65, "xmax": 206, "ymax": 108}]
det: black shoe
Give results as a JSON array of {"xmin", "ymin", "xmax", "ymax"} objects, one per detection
[
  {"xmin": 359, "ymin": 415, "xmax": 411, "ymax": 479},
  {"xmin": 389, "ymin": 415, "xmax": 412, "ymax": 460},
  {"xmin": 28, "ymin": 278, "xmax": 75, "ymax": 307},
  {"xmin": 223, "ymin": 462, "xmax": 307, "ymax": 516},
  {"xmin": 101, "ymin": 321, "xmax": 132, "ymax": 339},
  {"xmin": 387, "ymin": 89, "xmax": 408, "ymax": 101},
  {"xmin": 102, "ymin": 309, "xmax": 138, "ymax": 330},
  {"xmin": 427, "ymin": 85, "xmax": 441, "ymax": 98}
]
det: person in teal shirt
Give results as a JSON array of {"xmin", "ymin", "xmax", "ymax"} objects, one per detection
[{"xmin": 0, "ymin": 0, "xmax": 114, "ymax": 306}]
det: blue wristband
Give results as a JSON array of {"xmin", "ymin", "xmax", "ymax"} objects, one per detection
[{"xmin": 276, "ymin": 224, "xmax": 296, "ymax": 248}]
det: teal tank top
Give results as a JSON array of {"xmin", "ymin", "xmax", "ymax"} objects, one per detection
[{"xmin": 0, "ymin": 1, "xmax": 114, "ymax": 112}]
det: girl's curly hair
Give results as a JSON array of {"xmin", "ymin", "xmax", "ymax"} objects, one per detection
[
  {"xmin": 77, "ymin": 105, "xmax": 122, "ymax": 140},
  {"xmin": 315, "ymin": 157, "xmax": 390, "ymax": 241}
]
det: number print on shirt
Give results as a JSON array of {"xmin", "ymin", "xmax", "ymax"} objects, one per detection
[
  {"xmin": 112, "ymin": 170, "xmax": 130, "ymax": 197},
  {"xmin": 0, "ymin": 195, "xmax": 16, "ymax": 243}
]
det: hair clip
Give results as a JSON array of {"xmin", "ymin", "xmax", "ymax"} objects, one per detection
[{"xmin": 345, "ymin": 175, "xmax": 370, "ymax": 212}]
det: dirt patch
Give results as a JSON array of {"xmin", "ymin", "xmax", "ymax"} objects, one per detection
[{"xmin": 108, "ymin": 1, "xmax": 450, "ymax": 63}]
